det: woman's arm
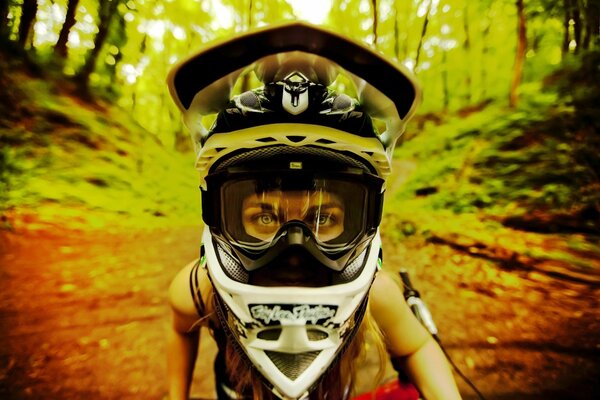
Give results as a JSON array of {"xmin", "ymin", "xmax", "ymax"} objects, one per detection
[
  {"xmin": 168, "ymin": 310, "xmax": 200, "ymax": 400},
  {"xmin": 370, "ymin": 270, "xmax": 461, "ymax": 400},
  {"xmin": 167, "ymin": 261, "xmax": 207, "ymax": 400}
]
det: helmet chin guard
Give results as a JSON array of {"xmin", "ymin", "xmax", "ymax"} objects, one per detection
[{"xmin": 203, "ymin": 226, "xmax": 381, "ymax": 399}]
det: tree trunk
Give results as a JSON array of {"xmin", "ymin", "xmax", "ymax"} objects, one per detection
[
  {"xmin": 55, "ymin": 0, "xmax": 80, "ymax": 59},
  {"xmin": 480, "ymin": 15, "xmax": 491, "ymax": 99},
  {"xmin": 582, "ymin": 0, "xmax": 600, "ymax": 49},
  {"xmin": 18, "ymin": 0, "xmax": 38, "ymax": 49},
  {"xmin": 371, "ymin": 0, "xmax": 378, "ymax": 47},
  {"xmin": 562, "ymin": 0, "xmax": 572, "ymax": 55},
  {"xmin": 247, "ymin": 0, "xmax": 254, "ymax": 28},
  {"xmin": 509, "ymin": 0, "xmax": 527, "ymax": 108},
  {"xmin": 393, "ymin": 4, "xmax": 400, "ymax": 60},
  {"xmin": 414, "ymin": 0, "xmax": 432, "ymax": 70},
  {"xmin": 104, "ymin": 9, "xmax": 126, "ymax": 98},
  {"xmin": 0, "ymin": 0, "xmax": 9, "ymax": 42},
  {"xmin": 442, "ymin": 50, "xmax": 449, "ymax": 111},
  {"xmin": 77, "ymin": 0, "xmax": 121, "ymax": 94},
  {"xmin": 463, "ymin": 4, "xmax": 472, "ymax": 104},
  {"xmin": 572, "ymin": 0, "xmax": 582, "ymax": 52}
]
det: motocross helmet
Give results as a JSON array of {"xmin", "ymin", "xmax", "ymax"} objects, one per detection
[{"xmin": 167, "ymin": 22, "xmax": 420, "ymax": 400}]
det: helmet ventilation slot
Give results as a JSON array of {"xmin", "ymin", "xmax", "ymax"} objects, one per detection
[
  {"xmin": 315, "ymin": 138, "xmax": 335, "ymax": 144},
  {"xmin": 306, "ymin": 329, "xmax": 328, "ymax": 341},
  {"xmin": 286, "ymin": 135, "xmax": 306, "ymax": 143},
  {"xmin": 265, "ymin": 350, "xmax": 321, "ymax": 381},
  {"xmin": 338, "ymin": 249, "xmax": 367, "ymax": 282},
  {"xmin": 238, "ymin": 91, "xmax": 260, "ymax": 108},
  {"xmin": 256, "ymin": 137, "xmax": 277, "ymax": 142},
  {"xmin": 215, "ymin": 145, "xmax": 371, "ymax": 172},
  {"xmin": 216, "ymin": 243, "xmax": 249, "ymax": 283},
  {"xmin": 257, "ymin": 328, "xmax": 282, "ymax": 341}
]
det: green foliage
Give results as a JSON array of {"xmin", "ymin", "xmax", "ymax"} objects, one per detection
[
  {"xmin": 6, "ymin": 0, "xmax": 595, "ymax": 145},
  {"xmin": 0, "ymin": 146, "xmax": 25, "ymax": 206},
  {"xmin": 2, "ymin": 0, "xmax": 598, "ymax": 265},
  {"xmin": 389, "ymin": 67, "xmax": 599, "ymax": 234},
  {"xmin": 0, "ymin": 61, "xmax": 200, "ymax": 231},
  {"xmin": 549, "ymin": 49, "xmax": 600, "ymax": 128}
]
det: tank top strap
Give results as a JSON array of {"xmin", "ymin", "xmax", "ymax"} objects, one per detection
[{"xmin": 189, "ymin": 258, "xmax": 205, "ymax": 316}]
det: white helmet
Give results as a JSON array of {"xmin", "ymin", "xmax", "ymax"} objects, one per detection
[{"xmin": 168, "ymin": 22, "xmax": 420, "ymax": 399}]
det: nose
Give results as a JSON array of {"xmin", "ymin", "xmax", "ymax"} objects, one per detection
[
  {"xmin": 285, "ymin": 252, "xmax": 304, "ymax": 269},
  {"xmin": 286, "ymin": 225, "xmax": 308, "ymax": 246}
]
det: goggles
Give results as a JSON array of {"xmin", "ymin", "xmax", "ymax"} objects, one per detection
[{"xmin": 202, "ymin": 167, "xmax": 384, "ymax": 271}]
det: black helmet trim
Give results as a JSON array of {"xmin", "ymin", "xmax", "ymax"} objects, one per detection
[{"xmin": 211, "ymin": 145, "xmax": 375, "ymax": 175}]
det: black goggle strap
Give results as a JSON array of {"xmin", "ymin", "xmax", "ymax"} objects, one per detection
[{"xmin": 201, "ymin": 185, "xmax": 218, "ymax": 228}]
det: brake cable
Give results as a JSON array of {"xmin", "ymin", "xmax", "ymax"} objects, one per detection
[{"xmin": 400, "ymin": 269, "xmax": 486, "ymax": 400}]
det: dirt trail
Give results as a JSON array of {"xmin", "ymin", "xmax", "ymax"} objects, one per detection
[{"xmin": 0, "ymin": 226, "xmax": 598, "ymax": 399}]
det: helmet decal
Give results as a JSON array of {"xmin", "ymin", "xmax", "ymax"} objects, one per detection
[
  {"xmin": 280, "ymin": 71, "xmax": 312, "ymax": 115},
  {"xmin": 249, "ymin": 304, "xmax": 338, "ymax": 326}
]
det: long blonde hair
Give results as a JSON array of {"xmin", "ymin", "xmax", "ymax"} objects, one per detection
[{"xmin": 206, "ymin": 290, "xmax": 388, "ymax": 400}]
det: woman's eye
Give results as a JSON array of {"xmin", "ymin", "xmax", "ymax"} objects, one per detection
[
  {"xmin": 316, "ymin": 214, "xmax": 332, "ymax": 225},
  {"xmin": 258, "ymin": 213, "xmax": 276, "ymax": 225}
]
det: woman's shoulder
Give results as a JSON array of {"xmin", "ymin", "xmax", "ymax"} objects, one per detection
[
  {"xmin": 370, "ymin": 269, "xmax": 404, "ymax": 306},
  {"xmin": 369, "ymin": 270, "xmax": 413, "ymax": 331},
  {"xmin": 369, "ymin": 269, "xmax": 431, "ymax": 356},
  {"xmin": 168, "ymin": 259, "xmax": 212, "ymax": 318}
]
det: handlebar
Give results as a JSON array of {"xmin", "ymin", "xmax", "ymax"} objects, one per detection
[{"xmin": 400, "ymin": 269, "xmax": 439, "ymax": 339}]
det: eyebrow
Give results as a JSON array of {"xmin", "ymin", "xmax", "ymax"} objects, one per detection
[
  {"xmin": 244, "ymin": 202, "xmax": 343, "ymax": 211},
  {"xmin": 244, "ymin": 202, "xmax": 278, "ymax": 211},
  {"xmin": 306, "ymin": 203, "xmax": 343, "ymax": 211}
]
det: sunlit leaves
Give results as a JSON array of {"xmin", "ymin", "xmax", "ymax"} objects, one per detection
[{"xmin": 6, "ymin": 0, "xmax": 596, "ymax": 145}]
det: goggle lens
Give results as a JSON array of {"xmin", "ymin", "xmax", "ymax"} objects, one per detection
[{"xmin": 221, "ymin": 177, "xmax": 370, "ymax": 251}]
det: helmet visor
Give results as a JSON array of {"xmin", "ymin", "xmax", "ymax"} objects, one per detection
[{"xmin": 219, "ymin": 173, "xmax": 377, "ymax": 252}]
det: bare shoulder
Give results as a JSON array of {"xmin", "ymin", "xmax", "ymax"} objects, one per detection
[
  {"xmin": 370, "ymin": 269, "xmax": 405, "ymax": 311},
  {"xmin": 168, "ymin": 260, "xmax": 210, "ymax": 317},
  {"xmin": 369, "ymin": 269, "xmax": 430, "ymax": 356}
]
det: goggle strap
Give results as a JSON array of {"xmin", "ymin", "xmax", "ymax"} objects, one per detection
[{"xmin": 201, "ymin": 187, "xmax": 217, "ymax": 227}]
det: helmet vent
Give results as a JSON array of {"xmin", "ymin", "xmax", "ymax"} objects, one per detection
[
  {"xmin": 216, "ymin": 243, "xmax": 249, "ymax": 283},
  {"xmin": 256, "ymin": 137, "xmax": 277, "ymax": 143},
  {"xmin": 286, "ymin": 135, "xmax": 305, "ymax": 143},
  {"xmin": 306, "ymin": 329, "xmax": 328, "ymax": 341},
  {"xmin": 332, "ymin": 94, "xmax": 353, "ymax": 111},
  {"xmin": 338, "ymin": 249, "xmax": 367, "ymax": 282},
  {"xmin": 257, "ymin": 328, "xmax": 282, "ymax": 341},
  {"xmin": 315, "ymin": 138, "xmax": 335, "ymax": 144},
  {"xmin": 239, "ymin": 91, "xmax": 261, "ymax": 109},
  {"xmin": 265, "ymin": 350, "xmax": 321, "ymax": 381},
  {"xmin": 215, "ymin": 145, "xmax": 371, "ymax": 172}
]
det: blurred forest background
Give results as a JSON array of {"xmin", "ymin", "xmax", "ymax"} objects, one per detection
[
  {"xmin": 1, "ymin": 0, "xmax": 599, "ymax": 235},
  {"xmin": 1, "ymin": 0, "xmax": 599, "ymax": 399}
]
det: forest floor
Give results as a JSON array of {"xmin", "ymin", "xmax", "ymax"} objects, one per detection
[{"xmin": 0, "ymin": 222, "xmax": 598, "ymax": 400}]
